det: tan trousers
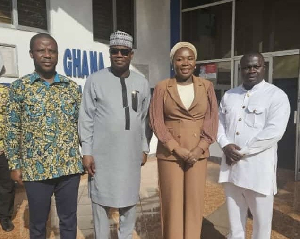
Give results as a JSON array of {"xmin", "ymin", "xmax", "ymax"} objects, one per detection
[{"xmin": 158, "ymin": 158, "xmax": 207, "ymax": 239}]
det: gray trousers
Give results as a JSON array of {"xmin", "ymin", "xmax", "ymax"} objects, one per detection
[{"xmin": 92, "ymin": 202, "xmax": 136, "ymax": 239}]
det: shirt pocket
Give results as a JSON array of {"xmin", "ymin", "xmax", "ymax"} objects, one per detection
[
  {"xmin": 61, "ymin": 98, "xmax": 76, "ymax": 116},
  {"xmin": 245, "ymin": 105, "xmax": 265, "ymax": 128},
  {"xmin": 221, "ymin": 106, "xmax": 234, "ymax": 126}
]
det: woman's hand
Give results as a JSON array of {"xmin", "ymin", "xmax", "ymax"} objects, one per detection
[
  {"xmin": 173, "ymin": 146, "xmax": 190, "ymax": 161},
  {"xmin": 186, "ymin": 146, "xmax": 204, "ymax": 165}
]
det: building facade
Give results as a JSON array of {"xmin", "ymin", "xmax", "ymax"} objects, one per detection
[
  {"xmin": 171, "ymin": 0, "xmax": 300, "ymax": 179},
  {"xmin": 0, "ymin": 0, "xmax": 171, "ymax": 88},
  {"xmin": 1, "ymin": 0, "xmax": 300, "ymax": 179}
]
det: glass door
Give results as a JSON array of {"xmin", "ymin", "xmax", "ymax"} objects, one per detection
[{"xmin": 272, "ymin": 55, "xmax": 299, "ymax": 176}]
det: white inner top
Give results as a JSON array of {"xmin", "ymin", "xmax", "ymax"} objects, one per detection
[{"xmin": 177, "ymin": 83, "xmax": 194, "ymax": 109}]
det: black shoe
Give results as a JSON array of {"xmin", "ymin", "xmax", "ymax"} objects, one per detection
[{"xmin": 0, "ymin": 218, "xmax": 14, "ymax": 232}]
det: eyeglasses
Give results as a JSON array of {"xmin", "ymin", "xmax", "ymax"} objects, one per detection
[
  {"xmin": 241, "ymin": 65, "xmax": 263, "ymax": 71},
  {"xmin": 109, "ymin": 48, "xmax": 132, "ymax": 56}
]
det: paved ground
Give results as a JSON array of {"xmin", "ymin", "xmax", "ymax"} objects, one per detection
[{"xmin": 1, "ymin": 156, "xmax": 300, "ymax": 238}]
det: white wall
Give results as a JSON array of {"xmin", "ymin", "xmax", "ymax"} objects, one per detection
[
  {"xmin": 0, "ymin": 0, "xmax": 171, "ymax": 154},
  {"xmin": 134, "ymin": 0, "xmax": 171, "ymax": 88},
  {"xmin": 0, "ymin": 0, "xmax": 171, "ymax": 88}
]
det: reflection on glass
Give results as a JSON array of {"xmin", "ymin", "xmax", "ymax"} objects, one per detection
[
  {"xmin": 273, "ymin": 55, "xmax": 299, "ymax": 80},
  {"xmin": 0, "ymin": 0, "xmax": 12, "ymax": 24},
  {"xmin": 18, "ymin": 0, "xmax": 47, "ymax": 30},
  {"xmin": 182, "ymin": 0, "xmax": 223, "ymax": 9},
  {"xmin": 235, "ymin": 0, "xmax": 300, "ymax": 55},
  {"xmin": 182, "ymin": 3, "xmax": 232, "ymax": 60},
  {"xmin": 195, "ymin": 62, "xmax": 231, "ymax": 102},
  {"xmin": 272, "ymin": 1, "xmax": 300, "ymax": 51}
]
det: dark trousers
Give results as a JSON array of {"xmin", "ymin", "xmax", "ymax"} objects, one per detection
[
  {"xmin": 24, "ymin": 174, "xmax": 80, "ymax": 239},
  {"xmin": 0, "ymin": 153, "xmax": 15, "ymax": 219}
]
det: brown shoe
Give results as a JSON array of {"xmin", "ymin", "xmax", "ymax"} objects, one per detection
[{"xmin": 0, "ymin": 218, "xmax": 14, "ymax": 232}]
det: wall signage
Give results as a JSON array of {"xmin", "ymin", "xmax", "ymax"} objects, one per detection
[{"xmin": 63, "ymin": 49, "xmax": 104, "ymax": 78}]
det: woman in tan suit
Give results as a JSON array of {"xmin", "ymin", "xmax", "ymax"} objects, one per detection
[{"xmin": 149, "ymin": 42, "xmax": 218, "ymax": 239}]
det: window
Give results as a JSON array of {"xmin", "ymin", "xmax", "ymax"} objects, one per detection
[
  {"xmin": 182, "ymin": 0, "xmax": 224, "ymax": 9},
  {"xmin": 235, "ymin": 0, "xmax": 300, "ymax": 55},
  {"xmin": 0, "ymin": 0, "xmax": 12, "ymax": 24},
  {"xmin": 195, "ymin": 61, "xmax": 231, "ymax": 103},
  {"xmin": 93, "ymin": 0, "xmax": 135, "ymax": 44},
  {"xmin": 182, "ymin": 2, "xmax": 232, "ymax": 60},
  {"xmin": 0, "ymin": 0, "xmax": 48, "ymax": 31}
]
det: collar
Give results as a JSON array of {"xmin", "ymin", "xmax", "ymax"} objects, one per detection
[
  {"xmin": 240, "ymin": 80, "xmax": 265, "ymax": 92},
  {"xmin": 167, "ymin": 74, "xmax": 203, "ymax": 87},
  {"xmin": 29, "ymin": 72, "xmax": 69, "ymax": 85}
]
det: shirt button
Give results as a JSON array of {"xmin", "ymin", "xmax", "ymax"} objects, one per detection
[
  {"xmin": 193, "ymin": 133, "xmax": 197, "ymax": 137},
  {"xmin": 247, "ymin": 93, "xmax": 250, "ymax": 97},
  {"xmin": 242, "ymin": 106, "xmax": 245, "ymax": 109},
  {"xmin": 236, "ymin": 132, "xmax": 240, "ymax": 135},
  {"xmin": 238, "ymin": 118, "xmax": 242, "ymax": 121}
]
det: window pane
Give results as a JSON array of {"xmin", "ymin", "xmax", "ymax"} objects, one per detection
[
  {"xmin": 0, "ymin": 0, "xmax": 12, "ymax": 24},
  {"xmin": 93, "ymin": 0, "xmax": 113, "ymax": 41},
  {"xmin": 273, "ymin": 55, "xmax": 299, "ymax": 80},
  {"xmin": 116, "ymin": 0, "xmax": 134, "ymax": 39},
  {"xmin": 272, "ymin": 1, "xmax": 300, "ymax": 51},
  {"xmin": 182, "ymin": 0, "xmax": 223, "ymax": 9},
  {"xmin": 182, "ymin": 3, "xmax": 232, "ymax": 60},
  {"xmin": 18, "ymin": 0, "xmax": 47, "ymax": 30},
  {"xmin": 195, "ymin": 61, "xmax": 231, "ymax": 102},
  {"xmin": 235, "ymin": 0, "xmax": 300, "ymax": 55},
  {"xmin": 235, "ymin": 0, "xmax": 272, "ymax": 55}
]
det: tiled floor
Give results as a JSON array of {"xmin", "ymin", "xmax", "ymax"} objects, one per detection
[{"xmin": 1, "ymin": 157, "xmax": 300, "ymax": 239}]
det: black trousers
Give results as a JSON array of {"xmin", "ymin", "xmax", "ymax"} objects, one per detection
[
  {"xmin": 24, "ymin": 174, "xmax": 80, "ymax": 239},
  {"xmin": 0, "ymin": 153, "xmax": 15, "ymax": 219}
]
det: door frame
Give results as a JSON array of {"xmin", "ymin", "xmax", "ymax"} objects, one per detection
[{"xmin": 296, "ymin": 56, "xmax": 300, "ymax": 181}]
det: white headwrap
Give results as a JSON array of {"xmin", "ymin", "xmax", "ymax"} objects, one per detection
[{"xmin": 170, "ymin": 42, "xmax": 197, "ymax": 63}]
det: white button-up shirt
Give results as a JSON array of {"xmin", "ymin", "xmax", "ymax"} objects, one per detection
[{"xmin": 218, "ymin": 80, "xmax": 290, "ymax": 195}]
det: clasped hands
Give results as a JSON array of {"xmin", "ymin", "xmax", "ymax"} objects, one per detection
[
  {"xmin": 223, "ymin": 144, "xmax": 243, "ymax": 166},
  {"xmin": 173, "ymin": 146, "xmax": 204, "ymax": 165}
]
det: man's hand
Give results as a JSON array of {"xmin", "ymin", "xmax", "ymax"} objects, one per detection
[
  {"xmin": 226, "ymin": 156, "xmax": 237, "ymax": 166},
  {"xmin": 82, "ymin": 155, "xmax": 96, "ymax": 177},
  {"xmin": 186, "ymin": 146, "xmax": 204, "ymax": 165},
  {"xmin": 141, "ymin": 152, "xmax": 147, "ymax": 166},
  {"xmin": 173, "ymin": 146, "xmax": 190, "ymax": 161},
  {"xmin": 11, "ymin": 169, "xmax": 23, "ymax": 186},
  {"xmin": 223, "ymin": 144, "xmax": 243, "ymax": 163}
]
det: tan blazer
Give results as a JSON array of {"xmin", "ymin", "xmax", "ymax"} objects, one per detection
[{"xmin": 150, "ymin": 75, "xmax": 218, "ymax": 160}]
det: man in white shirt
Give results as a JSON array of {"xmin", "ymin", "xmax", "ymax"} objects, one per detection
[{"xmin": 218, "ymin": 52, "xmax": 290, "ymax": 239}]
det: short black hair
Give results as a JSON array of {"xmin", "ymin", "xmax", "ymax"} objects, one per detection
[
  {"xmin": 30, "ymin": 33, "xmax": 57, "ymax": 51},
  {"xmin": 240, "ymin": 52, "xmax": 265, "ymax": 65}
]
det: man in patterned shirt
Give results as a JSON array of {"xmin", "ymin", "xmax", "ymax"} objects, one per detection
[
  {"xmin": 0, "ymin": 53, "xmax": 15, "ymax": 232},
  {"xmin": 5, "ymin": 33, "xmax": 83, "ymax": 239}
]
